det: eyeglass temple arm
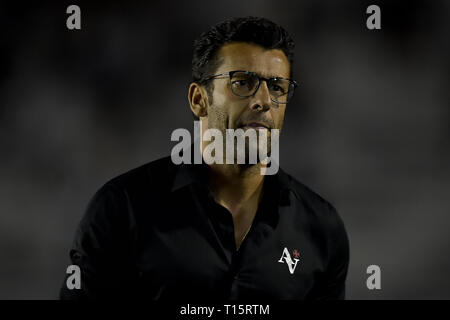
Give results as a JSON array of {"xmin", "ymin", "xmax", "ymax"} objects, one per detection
[{"xmin": 204, "ymin": 72, "xmax": 232, "ymax": 81}]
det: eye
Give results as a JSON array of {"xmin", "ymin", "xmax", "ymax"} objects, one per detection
[
  {"xmin": 232, "ymin": 80, "xmax": 248, "ymax": 87},
  {"xmin": 270, "ymin": 84, "xmax": 285, "ymax": 93}
]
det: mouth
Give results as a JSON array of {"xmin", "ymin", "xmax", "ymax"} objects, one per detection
[{"xmin": 238, "ymin": 122, "xmax": 271, "ymax": 130}]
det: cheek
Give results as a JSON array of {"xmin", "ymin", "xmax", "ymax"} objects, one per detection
[
  {"xmin": 212, "ymin": 81, "xmax": 232, "ymax": 105},
  {"xmin": 272, "ymin": 107, "xmax": 286, "ymax": 129},
  {"xmin": 208, "ymin": 100, "xmax": 229, "ymax": 130},
  {"xmin": 210, "ymin": 90, "xmax": 244, "ymax": 129}
]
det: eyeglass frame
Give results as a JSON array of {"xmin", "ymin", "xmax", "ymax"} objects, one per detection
[{"xmin": 202, "ymin": 70, "xmax": 298, "ymax": 104}]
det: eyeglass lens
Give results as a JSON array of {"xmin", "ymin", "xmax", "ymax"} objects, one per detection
[{"xmin": 230, "ymin": 71, "xmax": 292, "ymax": 103}]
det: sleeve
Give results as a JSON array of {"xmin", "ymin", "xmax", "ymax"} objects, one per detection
[
  {"xmin": 59, "ymin": 183, "xmax": 136, "ymax": 300},
  {"xmin": 307, "ymin": 204, "xmax": 350, "ymax": 300}
]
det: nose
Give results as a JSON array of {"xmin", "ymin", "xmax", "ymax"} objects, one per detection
[{"xmin": 250, "ymin": 80, "xmax": 272, "ymax": 112}]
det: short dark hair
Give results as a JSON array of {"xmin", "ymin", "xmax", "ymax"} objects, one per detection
[{"xmin": 191, "ymin": 16, "xmax": 295, "ymax": 108}]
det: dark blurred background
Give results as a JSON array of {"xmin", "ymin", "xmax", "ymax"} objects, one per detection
[{"xmin": 0, "ymin": 0, "xmax": 449, "ymax": 299}]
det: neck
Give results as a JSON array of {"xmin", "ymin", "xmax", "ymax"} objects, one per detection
[{"xmin": 207, "ymin": 163, "xmax": 265, "ymax": 213}]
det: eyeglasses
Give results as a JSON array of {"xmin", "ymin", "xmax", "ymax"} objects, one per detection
[{"xmin": 203, "ymin": 70, "xmax": 298, "ymax": 104}]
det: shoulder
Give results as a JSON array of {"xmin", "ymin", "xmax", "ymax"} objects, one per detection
[
  {"xmin": 81, "ymin": 156, "xmax": 176, "ymax": 224},
  {"xmin": 284, "ymin": 172, "xmax": 350, "ymax": 264},
  {"xmin": 106, "ymin": 155, "xmax": 175, "ymax": 187},
  {"xmin": 102, "ymin": 155, "xmax": 176, "ymax": 195},
  {"xmin": 282, "ymin": 170, "xmax": 347, "ymax": 240}
]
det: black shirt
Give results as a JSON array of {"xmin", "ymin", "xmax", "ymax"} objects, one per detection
[{"xmin": 60, "ymin": 155, "xmax": 349, "ymax": 300}]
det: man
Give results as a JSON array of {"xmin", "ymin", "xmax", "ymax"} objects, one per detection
[{"xmin": 60, "ymin": 16, "xmax": 349, "ymax": 300}]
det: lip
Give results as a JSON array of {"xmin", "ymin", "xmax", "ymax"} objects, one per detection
[{"xmin": 239, "ymin": 122, "xmax": 270, "ymax": 129}]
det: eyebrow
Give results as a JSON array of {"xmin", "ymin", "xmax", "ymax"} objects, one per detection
[{"xmin": 242, "ymin": 71, "xmax": 288, "ymax": 79}]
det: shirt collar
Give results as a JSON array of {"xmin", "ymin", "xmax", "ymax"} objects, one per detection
[
  {"xmin": 170, "ymin": 157, "xmax": 293, "ymax": 206},
  {"xmin": 171, "ymin": 160, "xmax": 210, "ymax": 192}
]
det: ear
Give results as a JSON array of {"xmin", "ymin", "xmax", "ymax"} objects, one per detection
[{"xmin": 188, "ymin": 82, "xmax": 209, "ymax": 118}]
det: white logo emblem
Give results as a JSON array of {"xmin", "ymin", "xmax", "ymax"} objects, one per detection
[{"xmin": 278, "ymin": 247, "xmax": 300, "ymax": 274}]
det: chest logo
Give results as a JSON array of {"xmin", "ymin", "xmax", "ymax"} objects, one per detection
[{"xmin": 278, "ymin": 247, "xmax": 300, "ymax": 274}]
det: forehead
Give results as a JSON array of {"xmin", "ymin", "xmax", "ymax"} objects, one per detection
[{"xmin": 214, "ymin": 42, "xmax": 291, "ymax": 78}]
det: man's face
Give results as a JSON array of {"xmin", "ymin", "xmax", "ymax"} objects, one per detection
[{"xmin": 203, "ymin": 42, "xmax": 290, "ymax": 160}]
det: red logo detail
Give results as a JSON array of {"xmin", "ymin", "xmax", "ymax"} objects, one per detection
[{"xmin": 292, "ymin": 249, "xmax": 300, "ymax": 259}]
